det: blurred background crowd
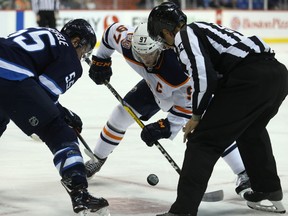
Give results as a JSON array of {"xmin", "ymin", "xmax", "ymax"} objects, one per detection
[{"xmin": 0, "ymin": 0, "xmax": 287, "ymax": 10}]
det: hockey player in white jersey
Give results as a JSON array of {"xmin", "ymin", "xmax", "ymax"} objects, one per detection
[{"xmin": 86, "ymin": 22, "xmax": 250, "ymax": 195}]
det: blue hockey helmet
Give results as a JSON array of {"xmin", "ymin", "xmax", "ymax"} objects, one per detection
[{"xmin": 61, "ymin": 19, "xmax": 97, "ymax": 53}]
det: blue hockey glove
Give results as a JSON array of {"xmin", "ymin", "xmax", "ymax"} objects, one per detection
[
  {"xmin": 141, "ymin": 118, "xmax": 172, "ymax": 147},
  {"xmin": 89, "ymin": 55, "xmax": 112, "ymax": 85}
]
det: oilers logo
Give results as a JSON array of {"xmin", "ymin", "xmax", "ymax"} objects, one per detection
[{"xmin": 121, "ymin": 34, "xmax": 133, "ymax": 49}]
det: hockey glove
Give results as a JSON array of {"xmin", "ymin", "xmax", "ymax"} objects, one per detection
[
  {"xmin": 89, "ymin": 55, "xmax": 112, "ymax": 85},
  {"xmin": 62, "ymin": 107, "xmax": 83, "ymax": 133},
  {"xmin": 141, "ymin": 118, "xmax": 172, "ymax": 147}
]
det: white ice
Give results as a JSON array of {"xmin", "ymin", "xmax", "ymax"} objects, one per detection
[{"xmin": 0, "ymin": 44, "xmax": 287, "ymax": 216}]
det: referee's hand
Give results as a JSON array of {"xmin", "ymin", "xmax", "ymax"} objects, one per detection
[{"xmin": 183, "ymin": 118, "xmax": 199, "ymax": 143}]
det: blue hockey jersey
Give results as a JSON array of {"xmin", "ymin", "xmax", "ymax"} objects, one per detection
[{"xmin": 0, "ymin": 27, "xmax": 82, "ymax": 99}]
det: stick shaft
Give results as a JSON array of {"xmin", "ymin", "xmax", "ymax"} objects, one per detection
[
  {"xmin": 104, "ymin": 80, "xmax": 181, "ymax": 174},
  {"xmin": 86, "ymin": 58, "xmax": 181, "ymax": 173},
  {"xmin": 84, "ymin": 57, "xmax": 224, "ymax": 202},
  {"xmin": 74, "ymin": 129, "xmax": 93, "ymax": 154}
]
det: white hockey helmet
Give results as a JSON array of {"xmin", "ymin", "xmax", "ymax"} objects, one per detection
[{"xmin": 131, "ymin": 22, "xmax": 163, "ymax": 67}]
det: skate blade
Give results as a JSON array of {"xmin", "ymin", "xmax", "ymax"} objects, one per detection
[
  {"xmin": 78, "ymin": 207, "xmax": 111, "ymax": 216},
  {"xmin": 247, "ymin": 200, "xmax": 286, "ymax": 214},
  {"xmin": 78, "ymin": 210, "xmax": 88, "ymax": 216},
  {"xmin": 94, "ymin": 207, "xmax": 111, "ymax": 216}
]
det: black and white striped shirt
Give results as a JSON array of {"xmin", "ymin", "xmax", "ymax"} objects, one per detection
[
  {"xmin": 31, "ymin": 0, "xmax": 60, "ymax": 13},
  {"xmin": 174, "ymin": 21, "xmax": 273, "ymax": 116}
]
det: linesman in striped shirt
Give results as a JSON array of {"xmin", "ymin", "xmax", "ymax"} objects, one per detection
[
  {"xmin": 148, "ymin": 2, "xmax": 288, "ymax": 216},
  {"xmin": 31, "ymin": 0, "xmax": 60, "ymax": 28}
]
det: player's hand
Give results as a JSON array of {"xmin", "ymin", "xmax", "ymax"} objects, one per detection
[
  {"xmin": 183, "ymin": 118, "xmax": 199, "ymax": 143},
  {"xmin": 89, "ymin": 55, "xmax": 112, "ymax": 85},
  {"xmin": 62, "ymin": 107, "xmax": 83, "ymax": 133},
  {"xmin": 141, "ymin": 118, "xmax": 172, "ymax": 147}
]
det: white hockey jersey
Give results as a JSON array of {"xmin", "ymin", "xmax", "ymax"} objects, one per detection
[{"xmin": 94, "ymin": 23, "xmax": 193, "ymax": 139}]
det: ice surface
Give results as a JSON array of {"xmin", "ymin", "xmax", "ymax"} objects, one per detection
[{"xmin": 0, "ymin": 44, "xmax": 287, "ymax": 216}]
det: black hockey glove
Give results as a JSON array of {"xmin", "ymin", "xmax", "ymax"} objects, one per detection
[
  {"xmin": 61, "ymin": 107, "xmax": 83, "ymax": 133},
  {"xmin": 141, "ymin": 118, "xmax": 172, "ymax": 147},
  {"xmin": 89, "ymin": 55, "xmax": 112, "ymax": 85}
]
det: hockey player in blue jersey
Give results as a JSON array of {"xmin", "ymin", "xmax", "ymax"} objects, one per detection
[
  {"xmin": 0, "ymin": 19, "xmax": 109, "ymax": 214},
  {"xmin": 85, "ymin": 22, "xmax": 250, "ymax": 195}
]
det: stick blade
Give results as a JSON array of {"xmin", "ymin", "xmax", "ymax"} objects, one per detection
[
  {"xmin": 202, "ymin": 189, "xmax": 224, "ymax": 202},
  {"xmin": 84, "ymin": 148, "xmax": 97, "ymax": 160}
]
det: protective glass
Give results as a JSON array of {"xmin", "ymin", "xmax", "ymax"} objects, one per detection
[
  {"xmin": 79, "ymin": 40, "xmax": 93, "ymax": 61},
  {"xmin": 82, "ymin": 49, "xmax": 92, "ymax": 61},
  {"xmin": 83, "ymin": 42, "xmax": 93, "ymax": 54}
]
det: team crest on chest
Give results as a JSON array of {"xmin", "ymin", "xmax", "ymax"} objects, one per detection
[{"xmin": 121, "ymin": 34, "xmax": 132, "ymax": 49}]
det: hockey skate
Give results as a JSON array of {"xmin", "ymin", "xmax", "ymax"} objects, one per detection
[
  {"xmin": 156, "ymin": 213, "xmax": 192, "ymax": 216},
  {"xmin": 244, "ymin": 189, "xmax": 286, "ymax": 214},
  {"xmin": 61, "ymin": 179, "xmax": 109, "ymax": 215},
  {"xmin": 235, "ymin": 171, "xmax": 251, "ymax": 196},
  {"xmin": 85, "ymin": 157, "xmax": 107, "ymax": 178}
]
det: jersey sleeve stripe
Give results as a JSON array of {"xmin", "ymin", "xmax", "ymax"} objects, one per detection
[
  {"xmin": 169, "ymin": 108, "xmax": 192, "ymax": 119},
  {"xmin": 102, "ymin": 23, "xmax": 117, "ymax": 50},
  {"xmin": 180, "ymin": 28, "xmax": 201, "ymax": 113},
  {"xmin": 0, "ymin": 58, "xmax": 34, "ymax": 80},
  {"xmin": 102, "ymin": 37, "xmax": 114, "ymax": 50},
  {"xmin": 249, "ymin": 36, "xmax": 268, "ymax": 52},
  {"xmin": 173, "ymin": 105, "xmax": 192, "ymax": 114},
  {"xmin": 39, "ymin": 74, "xmax": 63, "ymax": 96}
]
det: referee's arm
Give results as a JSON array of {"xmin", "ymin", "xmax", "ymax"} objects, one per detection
[{"xmin": 177, "ymin": 27, "xmax": 218, "ymax": 118}]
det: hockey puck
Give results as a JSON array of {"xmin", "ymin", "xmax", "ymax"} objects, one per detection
[{"xmin": 147, "ymin": 174, "xmax": 159, "ymax": 186}]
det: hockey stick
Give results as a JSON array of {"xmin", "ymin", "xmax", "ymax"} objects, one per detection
[
  {"xmin": 84, "ymin": 58, "xmax": 181, "ymax": 174},
  {"xmin": 85, "ymin": 58, "xmax": 224, "ymax": 202},
  {"xmin": 103, "ymin": 80, "xmax": 182, "ymax": 173},
  {"xmin": 74, "ymin": 129, "xmax": 98, "ymax": 160},
  {"xmin": 76, "ymin": 129, "xmax": 223, "ymax": 203},
  {"xmin": 103, "ymin": 81, "xmax": 223, "ymax": 202}
]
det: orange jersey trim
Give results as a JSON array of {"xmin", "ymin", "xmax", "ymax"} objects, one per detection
[{"xmin": 174, "ymin": 105, "xmax": 192, "ymax": 114}]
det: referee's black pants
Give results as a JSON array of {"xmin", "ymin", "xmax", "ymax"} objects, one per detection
[{"xmin": 170, "ymin": 54, "xmax": 288, "ymax": 215}]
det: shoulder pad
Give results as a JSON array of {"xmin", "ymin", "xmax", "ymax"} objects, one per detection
[{"xmin": 156, "ymin": 49, "xmax": 189, "ymax": 86}]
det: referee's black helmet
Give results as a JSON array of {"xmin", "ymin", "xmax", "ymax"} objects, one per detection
[{"xmin": 147, "ymin": 2, "xmax": 187, "ymax": 42}]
